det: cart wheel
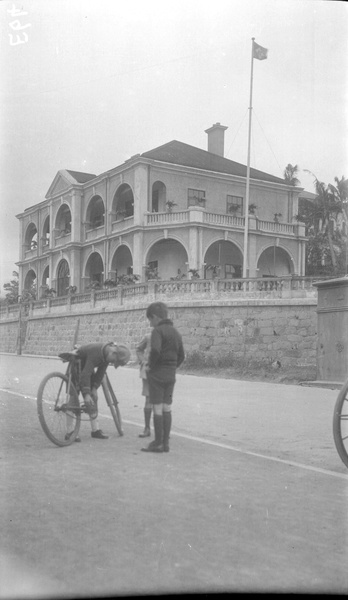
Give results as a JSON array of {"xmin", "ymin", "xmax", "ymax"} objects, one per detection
[{"xmin": 333, "ymin": 379, "xmax": 348, "ymax": 469}]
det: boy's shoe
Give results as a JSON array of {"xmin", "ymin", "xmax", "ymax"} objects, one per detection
[
  {"xmin": 91, "ymin": 430, "xmax": 109, "ymax": 439},
  {"xmin": 138, "ymin": 428, "xmax": 151, "ymax": 438},
  {"xmin": 65, "ymin": 432, "xmax": 81, "ymax": 443},
  {"xmin": 163, "ymin": 445, "xmax": 170, "ymax": 453},
  {"xmin": 141, "ymin": 441, "xmax": 164, "ymax": 453}
]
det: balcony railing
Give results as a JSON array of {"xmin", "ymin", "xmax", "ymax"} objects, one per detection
[
  {"xmin": 146, "ymin": 211, "xmax": 189, "ymax": 225},
  {"xmin": 85, "ymin": 224, "xmax": 105, "ymax": 241},
  {"xmin": 0, "ymin": 276, "xmax": 324, "ymax": 321},
  {"xmin": 257, "ymin": 220, "xmax": 295, "ymax": 235},
  {"xmin": 203, "ymin": 212, "xmax": 245, "ymax": 228}
]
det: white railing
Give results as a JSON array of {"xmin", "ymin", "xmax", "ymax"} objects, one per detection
[
  {"xmin": 85, "ymin": 225, "xmax": 105, "ymax": 241},
  {"xmin": 203, "ymin": 212, "xmax": 245, "ymax": 228},
  {"xmin": 257, "ymin": 220, "xmax": 295, "ymax": 235},
  {"xmin": 146, "ymin": 211, "xmax": 189, "ymax": 225},
  {"xmin": 0, "ymin": 276, "xmax": 324, "ymax": 321}
]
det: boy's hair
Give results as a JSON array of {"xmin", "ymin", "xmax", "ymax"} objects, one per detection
[{"xmin": 146, "ymin": 302, "xmax": 168, "ymax": 320}]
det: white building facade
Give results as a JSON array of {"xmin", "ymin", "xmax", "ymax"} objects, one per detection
[{"xmin": 16, "ymin": 124, "xmax": 306, "ymax": 297}]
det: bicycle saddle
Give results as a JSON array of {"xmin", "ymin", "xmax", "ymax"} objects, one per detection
[{"xmin": 58, "ymin": 349, "xmax": 80, "ymax": 362}]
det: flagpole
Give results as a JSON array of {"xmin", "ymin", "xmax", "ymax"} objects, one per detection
[{"xmin": 242, "ymin": 37, "xmax": 255, "ymax": 278}]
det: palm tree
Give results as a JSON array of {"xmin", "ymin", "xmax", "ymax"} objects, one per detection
[
  {"xmin": 284, "ymin": 164, "xmax": 300, "ymax": 186},
  {"xmin": 305, "ymin": 173, "xmax": 343, "ymax": 272}
]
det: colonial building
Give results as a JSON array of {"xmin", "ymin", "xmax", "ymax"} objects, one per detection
[{"xmin": 16, "ymin": 123, "xmax": 306, "ymax": 297}]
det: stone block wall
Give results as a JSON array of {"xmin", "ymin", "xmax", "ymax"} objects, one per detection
[{"xmin": 0, "ymin": 299, "xmax": 318, "ymax": 370}]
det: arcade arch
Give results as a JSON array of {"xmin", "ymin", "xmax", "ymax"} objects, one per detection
[
  {"xmin": 25, "ymin": 223, "xmax": 38, "ymax": 250},
  {"xmin": 112, "ymin": 184, "xmax": 134, "ymax": 220},
  {"xmin": 84, "ymin": 252, "xmax": 104, "ymax": 289},
  {"xmin": 110, "ymin": 245, "xmax": 134, "ymax": 280},
  {"xmin": 257, "ymin": 245, "xmax": 293, "ymax": 277},
  {"xmin": 151, "ymin": 181, "xmax": 166, "ymax": 212},
  {"xmin": 146, "ymin": 238, "xmax": 188, "ymax": 280},
  {"xmin": 86, "ymin": 195, "xmax": 105, "ymax": 229},
  {"xmin": 55, "ymin": 204, "xmax": 71, "ymax": 234},
  {"xmin": 23, "ymin": 269, "xmax": 37, "ymax": 298},
  {"xmin": 204, "ymin": 240, "xmax": 243, "ymax": 279},
  {"xmin": 56, "ymin": 259, "xmax": 70, "ymax": 296}
]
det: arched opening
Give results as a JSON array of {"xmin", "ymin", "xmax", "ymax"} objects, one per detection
[
  {"xmin": 55, "ymin": 204, "xmax": 72, "ymax": 235},
  {"xmin": 42, "ymin": 216, "xmax": 50, "ymax": 248},
  {"xmin": 86, "ymin": 196, "xmax": 105, "ymax": 229},
  {"xmin": 110, "ymin": 245, "xmax": 134, "ymax": 281},
  {"xmin": 57, "ymin": 259, "xmax": 70, "ymax": 296},
  {"xmin": 25, "ymin": 223, "xmax": 38, "ymax": 251},
  {"xmin": 113, "ymin": 184, "xmax": 134, "ymax": 220},
  {"xmin": 23, "ymin": 269, "xmax": 37, "ymax": 299},
  {"xmin": 146, "ymin": 239, "xmax": 188, "ymax": 280},
  {"xmin": 42, "ymin": 266, "xmax": 50, "ymax": 287},
  {"xmin": 151, "ymin": 181, "xmax": 166, "ymax": 212},
  {"xmin": 257, "ymin": 245, "xmax": 293, "ymax": 277},
  {"xmin": 204, "ymin": 241, "xmax": 243, "ymax": 279},
  {"xmin": 84, "ymin": 252, "xmax": 104, "ymax": 289}
]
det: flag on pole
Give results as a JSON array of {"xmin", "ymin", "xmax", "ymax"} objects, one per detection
[{"xmin": 253, "ymin": 41, "xmax": 268, "ymax": 60}]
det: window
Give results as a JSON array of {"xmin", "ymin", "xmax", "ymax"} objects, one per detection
[
  {"xmin": 225, "ymin": 264, "xmax": 242, "ymax": 279},
  {"xmin": 226, "ymin": 195, "xmax": 243, "ymax": 216},
  {"xmin": 188, "ymin": 189, "xmax": 206, "ymax": 207},
  {"xmin": 152, "ymin": 190, "xmax": 159, "ymax": 213}
]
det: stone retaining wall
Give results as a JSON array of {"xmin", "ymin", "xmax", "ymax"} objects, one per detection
[{"xmin": 0, "ymin": 299, "xmax": 318, "ymax": 370}]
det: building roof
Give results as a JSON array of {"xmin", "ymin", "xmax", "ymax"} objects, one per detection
[
  {"xmin": 66, "ymin": 170, "xmax": 96, "ymax": 183},
  {"xmin": 141, "ymin": 140, "xmax": 286, "ymax": 184}
]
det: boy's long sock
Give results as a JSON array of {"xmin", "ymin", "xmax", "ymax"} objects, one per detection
[
  {"xmin": 153, "ymin": 414, "xmax": 163, "ymax": 446},
  {"xmin": 163, "ymin": 411, "xmax": 172, "ymax": 448},
  {"xmin": 144, "ymin": 407, "xmax": 152, "ymax": 430}
]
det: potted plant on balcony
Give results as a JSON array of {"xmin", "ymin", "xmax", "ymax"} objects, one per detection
[
  {"xmin": 116, "ymin": 274, "xmax": 140, "ymax": 285},
  {"xmin": 248, "ymin": 203, "xmax": 258, "ymax": 215},
  {"xmin": 103, "ymin": 279, "xmax": 117, "ymax": 288},
  {"xmin": 166, "ymin": 200, "xmax": 177, "ymax": 213},
  {"xmin": 274, "ymin": 212, "xmax": 282, "ymax": 223},
  {"xmin": 42, "ymin": 286, "xmax": 56, "ymax": 298},
  {"xmin": 145, "ymin": 265, "xmax": 160, "ymax": 280},
  {"xmin": 206, "ymin": 264, "xmax": 220, "ymax": 279},
  {"xmin": 188, "ymin": 268, "xmax": 200, "ymax": 279},
  {"xmin": 66, "ymin": 285, "xmax": 77, "ymax": 296}
]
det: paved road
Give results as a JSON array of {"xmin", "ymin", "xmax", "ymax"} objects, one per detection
[{"xmin": 0, "ymin": 354, "xmax": 347, "ymax": 597}]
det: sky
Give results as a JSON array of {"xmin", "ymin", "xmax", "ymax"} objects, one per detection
[{"xmin": 0, "ymin": 0, "xmax": 347, "ymax": 292}]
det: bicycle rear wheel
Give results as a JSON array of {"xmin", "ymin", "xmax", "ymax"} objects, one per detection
[
  {"xmin": 37, "ymin": 372, "xmax": 81, "ymax": 447},
  {"xmin": 333, "ymin": 378, "xmax": 348, "ymax": 468},
  {"xmin": 102, "ymin": 376, "xmax": 123, "ymax": 436}
]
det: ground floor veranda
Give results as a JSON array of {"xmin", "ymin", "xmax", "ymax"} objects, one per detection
[{"xmin": 19, "ymin": 226, "xmax": 306, "ymax": 297}]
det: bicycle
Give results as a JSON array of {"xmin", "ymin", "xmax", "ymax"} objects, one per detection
[
  {"xmin": 333, "ymin": 378, "xmax": 348, "ymax": 468},
  {"xmin": 37, "ymin": 350, "xmax": 123, "ymax": 447}
]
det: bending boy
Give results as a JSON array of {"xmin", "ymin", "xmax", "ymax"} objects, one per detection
[{"xmin": 67, "ymin": 342, "xmax": 130, "ymax": 441}]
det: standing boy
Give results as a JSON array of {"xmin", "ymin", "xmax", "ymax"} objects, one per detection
[
  {"xmin": 135, "ymin": 333, "xmax": 152, "ymax": 438},
  {"xmin": 141, "ymin": 302, "xmax": 185, "ymax": 453}
]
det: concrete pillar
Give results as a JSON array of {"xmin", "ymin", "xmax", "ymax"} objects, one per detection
[
  {"xmin": 133, "ymin": 231, "xmax": 144, "ymax": 278},
  {"xmin": 71, "ymin": 189, "xmax": 83, "ymax": 242},
  {"xmin": 133, "ymin": 164, "xmax": 148, "ymax": 226}
]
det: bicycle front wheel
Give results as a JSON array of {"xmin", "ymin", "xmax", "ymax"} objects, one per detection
[
  {"xmin": 37, "ymin": 372, "xmax": 81, "ymax": 447},
  {"xmin": 333, "ymin": 378, "xmax": 348, "ymax": 469},
  {"xmin": 102, "ymin": 377, "xmax": 123, "ymax": 436}
]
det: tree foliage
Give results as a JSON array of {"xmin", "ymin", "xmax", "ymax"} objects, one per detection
[
  {"xmin": 297, "ymin": 174, "xmax": 348, "ymax": 276},
  {"xmin": 284, "ymin": 164, "xmax": 300, "ymax": 186},
  {"xmin": 3, "ymin": 271, "xmax": 19, "ymax": 304}
]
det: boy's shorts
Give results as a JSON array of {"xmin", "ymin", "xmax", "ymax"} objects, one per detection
[{"xmin": 147, "ymin": 372, "xmax": 175, "ymax": 405}]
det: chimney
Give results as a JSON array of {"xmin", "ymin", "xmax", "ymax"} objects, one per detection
[{"xmin": 205, "ymin": 122, "xmax": 228, "ymax": 157}]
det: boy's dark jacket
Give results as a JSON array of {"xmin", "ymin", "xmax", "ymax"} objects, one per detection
[
  {"xmin": 76, "ymin": 343, "xmax": 110, "ymax": 396},
  {"xmin": 148, "ymin": 319, "xmax": 185, "ymax": 372}
]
